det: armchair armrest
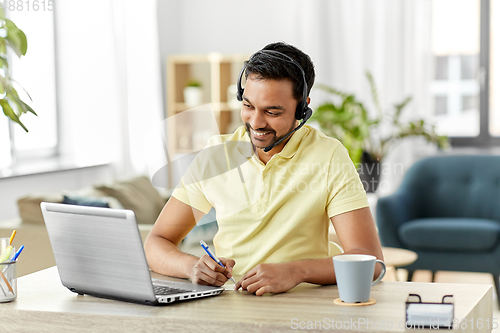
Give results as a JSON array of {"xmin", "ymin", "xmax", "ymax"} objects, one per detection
[{"xmin": 376, "ymin": 190, "xmax": 418, "ymax": 248}]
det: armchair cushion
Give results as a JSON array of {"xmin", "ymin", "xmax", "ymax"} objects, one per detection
[{"xmin": 398, "ymin": 218, "xmax": 500, "ymax": 253}]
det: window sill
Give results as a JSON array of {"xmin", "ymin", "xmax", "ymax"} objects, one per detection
[
  {"xmin": 438, "ymin": 146, "xmax": 500, "ymax": 155},
  {"xmin": 0, "ymin": 156, "xmax": 110, "ymax": 179}
]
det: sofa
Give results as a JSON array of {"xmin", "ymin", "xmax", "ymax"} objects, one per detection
[
  {"xmin": 0, "ymin": 176, "xmax": 170, "ymax": 277},
  {"xmin": 376, "ymin": 155, "xmax": 500, "ymax": 305}
]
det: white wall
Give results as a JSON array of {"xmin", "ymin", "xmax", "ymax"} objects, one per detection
[
  {"xmin": 0, "ymin": 165, "xmax": 113, "ymax": 222},
  {"xmin": 157, "ymin": 0, "xmax": 302, "ymax": 108}
]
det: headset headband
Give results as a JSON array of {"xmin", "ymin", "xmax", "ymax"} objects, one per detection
[{"xmin": 236, "ymin": 49, "xmax": 310, "ymax": 120}]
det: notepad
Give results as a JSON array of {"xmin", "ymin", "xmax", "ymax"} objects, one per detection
[
  {"xmin": 405, "ymin": 294, "xmax": 454, "ymax": 329},
  {"xmin": 406, "ymin": 303, "xmax": 454, "ymax": 327}
]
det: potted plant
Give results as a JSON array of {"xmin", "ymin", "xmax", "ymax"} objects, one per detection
[
  {"xmin": 312, "ymin": 71, "xmax": 448, "ymax": 192},
  {"xmin": 0, "ymin": 8, "xmax": 36, "ymax": 132},
  {"xmin": 183, "ymin": 79, "xmax": 203, "ymax": 108}
]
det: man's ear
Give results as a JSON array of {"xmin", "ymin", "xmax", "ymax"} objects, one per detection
[{"xmin": 306, "ymin": 96, "xmax": 311, "ymax": 105}]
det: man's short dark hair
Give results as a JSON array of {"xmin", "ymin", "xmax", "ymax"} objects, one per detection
[{"xmin": 244, "ymin": 42, "xmax": 315, "ymax": 103}]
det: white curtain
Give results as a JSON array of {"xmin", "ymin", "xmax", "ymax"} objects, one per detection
[
  {"xmin": 55, "ymin": 0, "xmax": 164, "ymax": 180},
  {"xmin": 291, "ymin": 0, "xmax": 435, "ymax": 195},
  {"xmin": 110, "ymin": 0, "xmax": 165, "ymax": 178}
]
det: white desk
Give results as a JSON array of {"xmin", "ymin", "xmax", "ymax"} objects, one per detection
[{"xmin": 0, "ymin": 266, "xmax": 493, "ymax": 332}]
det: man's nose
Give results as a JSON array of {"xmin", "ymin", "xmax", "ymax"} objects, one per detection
[{"xmin": 249, "ymin": 110, "xmax": 267, "ymax": 130}]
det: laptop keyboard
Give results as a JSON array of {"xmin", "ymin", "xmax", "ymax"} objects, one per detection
[{"xmin": 153, "ymin": 285, "xmax": 192, "ymax": 295}]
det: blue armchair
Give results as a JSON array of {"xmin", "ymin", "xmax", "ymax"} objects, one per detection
[{"xmin": 377, "ymin": 155, "xmax": 500, "ymax": 303}]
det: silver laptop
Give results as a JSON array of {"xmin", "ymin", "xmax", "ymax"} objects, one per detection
[{"xmin": 41, "ymin": 202, "xmax": 224, "ymax": 305}]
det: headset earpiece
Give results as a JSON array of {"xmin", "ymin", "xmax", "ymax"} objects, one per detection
[
  {"xmin": 302, "ymin": 107, "xmax": 312, "ymax": 122},
  {"xmin": 237, "ymin": 50, "xmax": 310, "ymax": 122},
  {"xmin": 236, "ymin": 65, "xmax": 245, "ymax": 102}
]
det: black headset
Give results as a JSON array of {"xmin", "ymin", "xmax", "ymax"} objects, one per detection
[{"xmin": 236, "ymin": 49, "xmax": 313, "ymax": 152}]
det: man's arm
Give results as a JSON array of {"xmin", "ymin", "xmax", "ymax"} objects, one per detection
[
  {"xmin": 235, "ymin": 207, "xmax": 384, "ymax": 295},
  {"xmin": 144, "ymin": 196, "xmax": 235, "ymax": 286}
]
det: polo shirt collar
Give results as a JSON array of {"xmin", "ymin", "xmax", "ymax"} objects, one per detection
[
  {"xmin": 276, "ymin": 126, "xmax": 307, "ymax": 159},
  {"xmin": 236, "ymin": 133, "xmax": 254, "ymax": 158}
]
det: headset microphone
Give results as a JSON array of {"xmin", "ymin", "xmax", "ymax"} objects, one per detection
[{"xmin": 262, "ymin": 108, "xmax": 312, "ymax": 152}]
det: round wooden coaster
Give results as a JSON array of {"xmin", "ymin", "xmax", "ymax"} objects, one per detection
[{"xmin": 333, "ymin": 298, "xmax": 376, "ymax": 306}]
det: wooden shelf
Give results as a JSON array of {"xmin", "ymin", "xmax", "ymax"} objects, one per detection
[
  {"xmin": 172, "ymin": 102, "xmax": 236, "ymax": 113},
  {"xmin": 165, "ymin": 53, "xmax": 249, "ymax": 187}
]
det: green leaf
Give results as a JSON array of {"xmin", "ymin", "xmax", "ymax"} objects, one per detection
[
  {"xmin": 0, "ymin": 74, "xmax": 8, "ymax": 88},
  {"xmin": 0, "ymin": 40, "xmax": 6, "ymax": 56},
  {"xmin": 10, "ymin": 78, "xmax": 33, "ymax": 101},
  {"xmin": 316, "ymin": 83, "xmax": 349, "ymax": 99},
  {"xmin": 7, "ymin": 92, "xmax": 24, "ymax": 115},
  {"xmin": 8, "ymin": 85, "xmax": 19, "ymax": 98},
  {"xmin": 393, "ymin": 96, "xmax": 412, "ymax": 125},
  {"xmin": 366, "ymin": 71, "xmax": 382, "ymax": 118},
  {"xmin": 20, "ymin": 100, "xmax": 36, "ymax": 116},
  {"xmin": 0, "ymin": 56, "xmax": 8, "ymax": 70},
  {"xmin": 0, "ymin": 98, "xmax": 28, "ymax": 131},
  {"xmin": 0, "ymin": 7, "xmax": 5, "ymax": 20},
  {"xmin": 8, "ymin": 90, "xmax": 36, "ymax": 116},
  {"xmin": 5, "ymin": 19, "xmax": 27, "ymax": 57}
]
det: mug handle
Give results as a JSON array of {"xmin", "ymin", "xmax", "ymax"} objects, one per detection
[{"xmin": 372, "ymin": 260, "xmax": 386, "ymax": 286}]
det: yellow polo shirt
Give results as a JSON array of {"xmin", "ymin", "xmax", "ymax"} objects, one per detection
[{"xmin": 172, "ymin": 125, "xmax": 368, "ymax": 277}]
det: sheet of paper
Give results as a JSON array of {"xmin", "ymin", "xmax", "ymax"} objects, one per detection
[{"xmin": 223, "ymin": 282, "xmax": 236, "ymax": 290}]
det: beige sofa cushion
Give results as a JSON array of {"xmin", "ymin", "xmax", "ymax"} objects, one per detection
[
  {"xmin": 16, "ymin": 189, "xmax": 123, "ymax": 225},
  {"xmin": 95, "ymin": 176, "xmax": 167, "ymax": 224},
  {"xmin": 17, "ymin": 193, "xmax": 64, "ymax": 225}
]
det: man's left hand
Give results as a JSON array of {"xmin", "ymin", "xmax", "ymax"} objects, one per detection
[{"xmin": 234, "ymin": 262, "xmax": 301, "ymax": 296}]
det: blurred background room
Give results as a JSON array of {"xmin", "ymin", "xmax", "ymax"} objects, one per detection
[{"xmin": 0, "ymin": 0, "xmax": 499, "ymax": 315}]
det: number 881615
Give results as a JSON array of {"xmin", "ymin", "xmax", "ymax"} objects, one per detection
[{"xmin": 0, "ymin": 0, "xmax": 53, "ymax": 12}]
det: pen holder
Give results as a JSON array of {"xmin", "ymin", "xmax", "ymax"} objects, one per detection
[{"xmin": 0, "ymin": 260, "xmax": 17, "ymax": 302}]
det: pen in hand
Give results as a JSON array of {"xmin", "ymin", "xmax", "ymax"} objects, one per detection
[{"xmin": 199, "ymin": 240, "xmax": 236, "ymax": 284}]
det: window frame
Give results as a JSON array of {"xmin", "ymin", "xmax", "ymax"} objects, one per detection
[
  {"xmin": 5, "ymin": 4, "xmax": 61, "ymax": 163},
  {"xmin": 450, "ymin": 0, "xmax": 500, "ymax": 147}
]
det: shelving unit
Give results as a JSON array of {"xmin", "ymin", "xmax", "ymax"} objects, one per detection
[{"xmin": 166, "ymin": 53, "xmax": 249, "ymax": 156}]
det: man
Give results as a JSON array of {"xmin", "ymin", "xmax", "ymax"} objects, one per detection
[{"xmin": 144, "ymin": 42, "xmax": 383, "ymax": 296}]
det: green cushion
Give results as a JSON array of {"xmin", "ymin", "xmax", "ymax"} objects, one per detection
[{"xmin": 398, "ymin": 218, "xmax": 500, "ymax": 252}]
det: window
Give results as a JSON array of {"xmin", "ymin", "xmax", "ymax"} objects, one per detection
[
  {"xmin": 0, "ymin": 5, "xmax": 58, "ymax": 168},
  {"xmin": 490, "ymin": 0, "xmax": 500, "ymax": 136},
  {"xmin": 430, "ymin": 0, "xmax": 500, "ymax": 146}
]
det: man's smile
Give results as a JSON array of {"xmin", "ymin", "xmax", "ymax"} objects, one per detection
[{"xmin": 251, "ymin": 129, "xmax": 272, "ymax": 138}]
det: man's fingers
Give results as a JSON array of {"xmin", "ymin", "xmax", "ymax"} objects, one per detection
[
  {"xmin": 255, "ymin": 285, "xmax": 271, "ymax": 296},
  {"xmin": 245, "ymin": 279, "xmax": 265, "ymax": 295},
  {"xmin": 235, "ymin": 270, "xmax": 258, "ymax": 290},
  {"xmin": 218, "ymin": 257, "xmax": 236, "ymax": 279},
  {"xmin": 200, "ymin": 255, "xmax": 226, "ymax": 273},
  {"xmin": 199, "ymin": 270, "xmax": 226, "ymax": 286},
  {"xmin": 239, "ymin": 274, "xmax": 260, "ymax": 291},
  {"xmin": 193, "ymin": 265, "xmax": 227, "ymax": 286},
  {"xmin": 191, "ymin": 256, "xmax": 231, "ymax": 286},
  {"xmin": 219, "ymin": 257, "xmax": 236, "ymax": 269}
]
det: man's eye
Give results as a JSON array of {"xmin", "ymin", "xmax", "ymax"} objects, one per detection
[{"xmin": 243, "ymin": 103, "xmax": 252, "ymax": 108}]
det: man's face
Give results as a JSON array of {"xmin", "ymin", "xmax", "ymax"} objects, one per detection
[{"xmin": 241, "ymin": 74, "xmax": 298, "ymax": 153}]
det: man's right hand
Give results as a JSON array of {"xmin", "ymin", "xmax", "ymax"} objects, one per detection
[{"xmin": 190, "ymin": 255, "xmax": 235, "ymax": 286}]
